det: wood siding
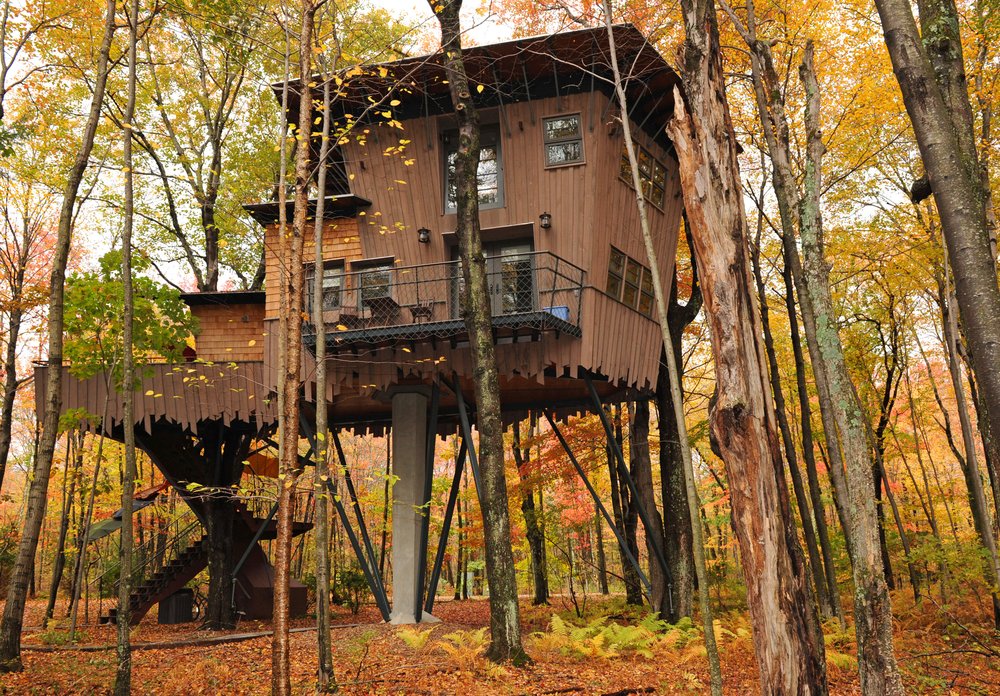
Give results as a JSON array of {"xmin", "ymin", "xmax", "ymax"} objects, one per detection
[
  {"xmin": 190, "ymin": 303, "xmax": 266, "ymax": 362},
  {"xmin": 35, "ymin": 362, "xmax": 277, "ymax": 434},
  {"xmin": 334, "ymin": 90, "xmax": 680, "ymax": 391},
  {"xmin": 263, "ymin": 217, "xmax": 363, "ymax": 318}
]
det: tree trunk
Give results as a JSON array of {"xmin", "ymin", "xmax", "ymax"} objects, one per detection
[
  {"xmin": 0, "ymin": 0, "xmax": 116, "ymax": 671},
  {"xmin": 607, "ymin": 409, "xmax": 642, "ymax": 606},
  {"xmin": 272, "ymin": 4, "xmax": 314, "ymax": 693},
  {"xmin": 115, "ymin": 1, "xmax": 140, "ymax": 687},
  {"xmin": 656, "ymin": 236, "xmax": 702, "ymax": 623},
  {"xmin": 313, "ymin": 69, "xmax": 335, "ymax": 690},
  {"xmin": 430, "ymin": 0, "xmax": 526, "ymax": 664},
  {"xmin": 938, "ymin": 274, "xmax": 1000, "ymax": 626},
  {"xmin": 666, "ymin": 2, "xmax": 827, "ymax": 690},
  {"xmin": 779, "ymin": 239, "xmax": 843, "ymax": 623},
  {"xmin": 751, "ymin": 219, "xmax": 832, "ymax": 619},
  {"xmin": 875, "ymin": 0, "xmax": 1000, "ymax": 557},
  {"xmin": 512, "ymin": 419, "xmax": 548, "ymax": 605},
  {"xmin": 45, "ymin": 433, "xmax": 80, "ymax": 622},
  {"xmin": 0, "ymin": 303, "xmax": 23, "ymax": 492},
  {"xmin": 628, "ymin": 401, "xmax": 669, "ymax": 615},
  {"xmin": 594, "ymin": 505, "xmax": 609, "ymax": 595}
]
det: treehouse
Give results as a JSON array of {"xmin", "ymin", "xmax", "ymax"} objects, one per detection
[{"xmin": 36, "ymin": 24, "xmax": 684, "ymax": 626}]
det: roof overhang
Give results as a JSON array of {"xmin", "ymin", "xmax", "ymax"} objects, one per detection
[
  {"xmin": 242, "ymin": 193, "xmax": 372, "ymax": 226},
  {"xmin": 278, "ymin": 24, "xmax": 682, "ymax": 154}
]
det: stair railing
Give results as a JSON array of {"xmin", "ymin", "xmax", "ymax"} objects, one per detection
[{"xmin": 94, "ymin": 511, "xmax": 203, "ymax": 613}]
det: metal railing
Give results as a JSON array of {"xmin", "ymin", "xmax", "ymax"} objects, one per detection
[
  {"xmin": 94, "ymin": 511, "xmax": 203, "ymax": 602},
  {"xmin": 303, "ymin": 251, "xmax": 586, "ymax": 347}
]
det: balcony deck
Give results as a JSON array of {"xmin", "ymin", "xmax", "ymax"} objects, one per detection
[{"xmin": 302, "ymin": 251, "xmax": 585, "ymax": 354}]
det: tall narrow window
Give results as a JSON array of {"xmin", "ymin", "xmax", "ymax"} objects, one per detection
[
  {"xmin": 620, "ymin": 142, "xmax": 668, "ymax": 209},
  {"xmin": 543, "ymin": 114, "xmax": 584, "ymax": 166},
  {"xmin": 638, "ymin": 268, "xmax": 655, "ymax": 317},
  {"xmin": 305, "ymin": 261, "xmax": 344, "ymax": 314},
  {"xmin": 444, "ymin": 126, "xmax": 503, "ymax": 211},
  {"xmin": 606, "ymin": 247, "xmax": 626, "ymax": 299},
  {"xmin": 623, "ymin": 257, "xmax": 642, "ymax": 309}
]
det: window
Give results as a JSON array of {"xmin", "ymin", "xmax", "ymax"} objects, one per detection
[
  {"xmin": 606, "ymin": 247, "xmax": 625, "ymax": 299},
  {"xmin": 606, "ymin": 246, "xmax": 655, "ymax": 317},
  {"xmin": 543, "ymin": 114, "xmax": 584, "ymax": 166},
  {"xmin": 305, "ymin": 261, "xmax": 344, "ymax": 314},
  {"xmin": 358, "ymin": 262, "xmax": 393, "ymax": 307},
  {"xmin": 444, "ymin": 126, "xmax": 503, "ymax": 211},
  {"xmin": 620, "ymin": 142, "xmax": 667, "ymax": 209}
]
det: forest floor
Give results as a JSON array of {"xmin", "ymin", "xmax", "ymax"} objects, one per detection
[{"xmin": 0, "ymin": 592, "xmax": 998, "ymax": 694}]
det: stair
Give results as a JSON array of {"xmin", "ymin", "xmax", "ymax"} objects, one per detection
[{"xmin": 101, "ymin": 536, "xmax": 208, "ymax": 625}]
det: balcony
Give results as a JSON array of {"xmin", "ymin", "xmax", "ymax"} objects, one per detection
[{"xmin": 303, "ymin": 251, "xmax": 585, "ymax": 353}]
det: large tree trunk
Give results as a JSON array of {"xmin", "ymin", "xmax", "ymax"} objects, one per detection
[
  {"xmin": 0, "ymin": 0, "xmax": 116, "ymax": 671},
  {"xmin": 512, "ymin": 419, "xmax": 548, "ymax": 606},
  {"xmin": 272, "ymin": 4, "xmax": 314, "ymax": 693},
  {"xmin": 875, "ymin": 0, "xmax": 1000, "ymax": 554},
  {"xmin": 430, "ymin": 0, "xmax": 526, "ymax": 664},
  {"xmin": 666, "ymin": 0, "xmax": 827, "ymax": 690}
]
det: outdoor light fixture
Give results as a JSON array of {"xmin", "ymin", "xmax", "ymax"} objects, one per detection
[
  {"xmin": 417, "ymin": 227, "xmax": 431, "ymax": 244},
  {"xmin": 539, "ymin": 212, "xmax": 552, "ymax": 229}
]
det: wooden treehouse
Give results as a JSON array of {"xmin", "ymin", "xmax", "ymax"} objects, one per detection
[{"xmin": 36, "ymin": 25, "xmax": 684, "ymax": 625}]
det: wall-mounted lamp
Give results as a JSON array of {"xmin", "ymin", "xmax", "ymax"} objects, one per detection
[
  {"xmin": 539, "ymin": 212, "xmax": 552, "ymax": 230},
  {"xmin": 417, "ymin": 227, "xmax": 431, "ymax": 244}
]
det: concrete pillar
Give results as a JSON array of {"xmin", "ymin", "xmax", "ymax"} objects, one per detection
[{"xmin": 389, "ymin": 388, "xmax": 439, "ymax": 624}]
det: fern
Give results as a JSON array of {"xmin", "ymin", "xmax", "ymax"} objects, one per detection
[
  {"xmin": 397, "ymin": 626, "xmax": 434, "ymax": 651},
  {"xmin": 436, "ymin": 628, "xmax": 489, "ymax": 672}
]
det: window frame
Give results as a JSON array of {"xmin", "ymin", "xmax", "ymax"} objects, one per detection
[
  {"xmin": 619, "ymin": 141, "xmax": 667, "ymax": 211},
  {"xmin": 443, "ymin": 125, "xmax": 505, "ymax": 213},
  {"xmin": 542, "ymin": 112, "xmax": 585, "ymax": 168},
  {"xmin": 605, "ymin": 245, "xmax": 656, "ymax": 317},
  {"xmin": 305, "ymin": 260, "xmax": 345, "ymax": 315}
]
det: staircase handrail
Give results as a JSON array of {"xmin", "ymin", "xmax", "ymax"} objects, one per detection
[{"xmin": 93, "ymin": 511, "xmax": 204, "ymax": 595}]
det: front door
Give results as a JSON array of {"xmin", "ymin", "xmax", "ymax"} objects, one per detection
[
  {"xmin": 451, "ymin": 240, "xmax": 535, "ymax": 318},
  {"xmin": 488, "ymin": 241, "xmax": 534, "ymax": 315}
]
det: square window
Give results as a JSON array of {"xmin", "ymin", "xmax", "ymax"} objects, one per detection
[
  {"xmin": 543, "ymin": 114, "xmax": 584, "ymax": 166},
  {"xmin": 306, "ymin": 262, "xmax": 344, "ymax": 314}
]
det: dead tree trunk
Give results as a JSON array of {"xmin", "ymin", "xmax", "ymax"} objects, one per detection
[
  {"xmin": 430, "ymin": 0, "xmax": 526, "ymax": 664},
  {"xmin": 0, "ymin": 0, "xmax": 116, "ymax": 671},
  {"xmin": 666, "ymin": 0, "xmax": 827, "ymax": 689}
]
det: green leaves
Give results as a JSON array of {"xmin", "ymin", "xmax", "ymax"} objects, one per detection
[{"xmin": 64, "ymin": 251, "xmax": 198, "ymax": 385}]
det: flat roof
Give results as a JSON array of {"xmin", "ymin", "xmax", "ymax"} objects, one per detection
[{"xmin": 242, "ymin": 193, "xmax": 373, "ymax": 226}]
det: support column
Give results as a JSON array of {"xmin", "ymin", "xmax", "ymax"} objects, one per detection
[{"xmin": 389, "ymin": 389, "xmax": 438, "ymax": 624}]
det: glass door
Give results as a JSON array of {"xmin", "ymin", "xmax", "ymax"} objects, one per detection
[
  {"xmin": 489, "ymin": 241, "xmax": 534, "ymax": 315},
  {"xmin": 450, "ymin": 240, "xmax": 535, "ymax": 318}
]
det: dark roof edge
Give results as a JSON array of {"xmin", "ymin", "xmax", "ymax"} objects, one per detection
[
  {"xmin": 243, "ymin": 194, "xmax": 372, "ymax": 226},
  {"xmin": 180, "ymin": 290, "xmax": 266, "ymax": 306}
]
